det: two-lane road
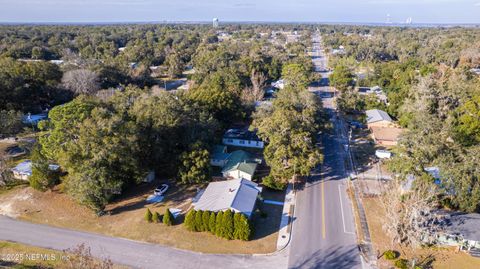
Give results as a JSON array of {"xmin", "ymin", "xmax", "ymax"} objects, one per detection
[{"xmin": 287, "ymin": 34, "xmax": 362, "ymax": 269}]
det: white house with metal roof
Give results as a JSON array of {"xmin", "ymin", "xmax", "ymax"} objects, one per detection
[
  {"xmin": 193, "ymin": 178, "xmax": 262, "ymax": 218},
  {"xmin": 365, "ymin": 109, "xmax": 394, "ymax": 128},
  {"xmin": 221, "ymin": 150, "xmax": 259, "ymax": 181},
  {"xmin": 11, "ymin": 160, "xmax": 60, "ymax": 181},
  {"xmin": 222, "ymin": 128, "xmax": 264, "ymax": 149}
]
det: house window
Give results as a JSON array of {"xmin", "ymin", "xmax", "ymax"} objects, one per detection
[
  {"xmin": 248, "ymin": 141, "xmax": 251, "ymax": 144},
  {"xmin": 227, "ymin": 139, "xmax": 233, "ymax": 143},
  {"xmin": 256, "ymin": 141, "xmax": 260, "ymax": 146},
  {"xmin": 239, "ymin": 140, "xmax": 245, "ymax": 144}
]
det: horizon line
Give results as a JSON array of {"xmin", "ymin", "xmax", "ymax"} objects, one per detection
[{"xmin": 0, "ymin": 20, "xmax": 479, "ymax": 27}]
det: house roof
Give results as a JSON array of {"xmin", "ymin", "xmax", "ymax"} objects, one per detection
[
  {"xmin": 222, "ymin": 150, "xmax": 251, "ymax": 172},
  {"xmin": 370, "ymin": 126, "xmax": 403, "ymax": 142},
  {"xmin": 445, "ymin": 213, "xmax": 480, "ymax": 241},
  {"xmin": 213, "ymin": 145, "xmax": 227, "ymax": 154},
  {"xmin": 11, "ymin": 160, "xmax": 59, "ymax": 176},
  {"xmin": 366, "ymin": 109, "xmax": 393, "ymax": 124},
  {"xmin": 193, "ymin": 178, "xmax": 262, "ymax": 217},
  {"xmin": 12, "ymin": 160, "xmax": 33, "ymax": 176},
  {"xmin": 229, "ymin": 162, "xmax": 258, "ymax": 176},
  {"xmin": 223, "ymin": 128, "xmax": 262, "ymax": 142}
]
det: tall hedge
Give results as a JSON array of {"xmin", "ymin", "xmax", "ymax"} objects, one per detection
[
  {"xmin": 215, "ymin": 211, "xmax": 224, "ymax": 237},
  {"xmin": 235, "ymin": 213, "xmax": 253, "ymax": 241},
  {"xmin": 195, "ymin": 210, "xmax": 204, "ymax": 232},
  {"xmin": 184, "ymin": 210, "xmax": 196, "ymax": 231},
  {"xmin": 221, "ymin": 210, "xmax": 234, "ymax": 240},
  {"xmin": 202, "ymin": 211, "xmax": 211, "ymax": 232},
  {"xmin": 208, "ymin": 212, "xmax": 216, "ymax": 234},
  {"xmin": 183, "ymin": 209, "xmax": 252, "ymax": 241}
]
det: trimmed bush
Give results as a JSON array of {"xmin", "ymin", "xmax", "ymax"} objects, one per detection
[
  {"xmin": 208, "ymin": 212, "xmax": 216, "ymax": 234},
  {"xmin": 202, "ymin": 211, "xmax": 211, "ymax": 231},
  {"xmin": 384, "ymin": 250, "xmax": 399, "ymax": 260},
  {"xmin": 233, "ymin": 213, "xmax": 252, "ymax": 241},
  {"xmin": 394, "ymin": 259, "xmax": 409, "ymax": 269},
  {"xmin": 195, "ymin": 210, "xmax": 204, "ymax": 232},
  {"xmin": 233, "ymin": 213, "xmax": 242, "ymax": 240},
  {"xmin": 221, "ymin": 210, "xmax": 234, "ymax": 240},
  {"xmin": 144, "ymin": 208, "xmax": 153, "ymax": 222},
  {"xmin": 184, "ymin": 210, "xmax": 196, "ymax": 231},
  {"xmin": 163, "ymin": 208, "xmax": 173, "ymax": 226},
  {"xmin": 215, "ymin": 211, "xmax": 224, "ymax": 237},
  {"xmin": 152, "ymin": 212, "xmax": 160, "ymax": 223}
]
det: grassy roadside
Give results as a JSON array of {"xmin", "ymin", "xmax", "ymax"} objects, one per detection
[{"xmin": 0, "ymin": 184, "xmax": 280, "ymax": 254}]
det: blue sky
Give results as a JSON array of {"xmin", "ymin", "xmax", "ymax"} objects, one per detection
[{"xmin": 1, "ymin": 0, "xmax": 479, "ymax": 23}]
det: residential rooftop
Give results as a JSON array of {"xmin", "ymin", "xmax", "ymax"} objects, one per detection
[{"xmin": 366, "ymin": 109, "xmax": 393, "ymax": 124}]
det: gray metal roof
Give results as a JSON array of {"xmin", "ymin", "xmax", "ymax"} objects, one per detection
[
  {"xmin": 445, "ymin": 213, "xmax": 480, "ymax": 241},
  {"xmin": 366, "ymin": 109, "xmax": 393, "ymax": 124},
  {"xmin": 193, "ymin": 179, "xmax": 262, "ymax": 217}
]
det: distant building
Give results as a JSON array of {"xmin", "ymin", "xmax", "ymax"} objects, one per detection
[
  {"xmin": 366, "ymin": 109, "xmax": 403, "ymax": 146},
  {"xmin": 366, "ymin": 109, "xmax": 394, "ymax": 128},
  {"xmin": 470, "ymin": 68, "xmax": 480, "ymax": 76},
  {"xmin": 222, "ymin": 128, "xmax": 264, "ymax": 149},
  {"xmin": 221, "ymin": 150, "xmax": 259, "ymax": 181},
  {"xmin": 193, "ymin": 178, "xmax": 262, "ymax": 218},
  {"xmin": 11, "ymin": 160, "xmax": 60, "ymax": 181},
  {"xmin": 22, "ymin": 113, "xmax": 48, "ymax": 126},
  {"xmin": 213, "ymin": 18, "xmax": 219, "ymax": 28},
  {"xmin": 210, "ymin": 145, "xmax": 230, "ymax": 167},
  {"xmin": 436, "ymin": 212, "xmax": 480, "ymax": 253}
]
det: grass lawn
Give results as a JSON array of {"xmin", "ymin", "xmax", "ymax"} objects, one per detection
[
  {"xmin": 0, "ymin": 181, "xmax": 281, "ymax": 254},
  {"xmin": 363, "ymin": 197, "xmax": 480, "ymax": 269}
]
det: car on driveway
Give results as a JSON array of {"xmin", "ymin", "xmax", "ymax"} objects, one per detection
[{"xmin": 154, "ymin": 184, "xmax": 169, "ymax": 196}]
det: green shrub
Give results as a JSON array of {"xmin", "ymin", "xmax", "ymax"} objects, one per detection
[
  {"xmin": 215, "ymin": 211, "xmax": 224, "ymax": 237},
  {"xmin": 144, "ymin": 208, "xmax": 153, "ymax": 222},
  {"xmin": 233, "ymin": 212, "xmax": 253, "ymax": 241},
  {"xmin": 262, "ymin": 175, "xmax": 286, "ymax": 190},
  {"xmin": 221, "ymin": 210, "xmax": 234, "ymax": 240},
  {"xmin": 208, "ymin": 212, "xmax": 216, "ymax": 233},
  {"xmin": 394, "ymin": 259, "xmax": 409, "ymax": 269},
  {"xmin": 163, "ymin": 208, "xmax": 173, "ymax": 226},
  {"xmin": 384, "ymin": 250, "xmax": 399, "ymax": 260},
  {"xmin": 184, "ymin": 210, "xmax": 196, "ymax": 231},
  {"xmin": 202, "ymin": 211, "xmax": 210, "ymax": 231},
  {"xmin": 152, "ymin": 212, "xmax": 160, "ymax": 223},
  {"xmin": 195, "ymin": 210, "xmax": 204, "ymax": 232}
]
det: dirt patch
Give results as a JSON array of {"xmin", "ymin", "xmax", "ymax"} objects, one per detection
[{"xmin": 0, "ymin": 188, "xmax": 33, "ymax": 217}]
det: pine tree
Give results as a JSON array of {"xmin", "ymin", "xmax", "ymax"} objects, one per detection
[
  {"xmin": 152, "ymin": 211, "xmax": 160, "ymax": 223},
  {"xmin": 163, "ymin": 208, "xmax": 173, "ymax": 226},
  {"xmin": 184, "ymin": 210, "xmax": 196, "ymax": 231},
  {"xmin": 195, "ymin": 210, "xmax": 204, "ymax": 232},
  {"xmin": 215, "ymin": 211, "xmax": 224, "ymax": 237},
  {"xmin": 144, "ymin": 208, "xmax": 153, "ymax": 223},
  {"xmin": 222, "ymin": 210, "xmax": 234, "ymax": 240},
  {"xmin": 208, "ymin": 212, "xmax": 217, "ymax": 234},
  {"xmin": 202, "ymin": 211, "xmax": 211, "ymax": 232}
]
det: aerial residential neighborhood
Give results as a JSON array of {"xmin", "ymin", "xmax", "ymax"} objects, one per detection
[{"xmin": 1, "ymin": 2, "xmax": 480, "ymax": 269}]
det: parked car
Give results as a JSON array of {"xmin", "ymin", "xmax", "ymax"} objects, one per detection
[{"xmin": 154, "ymin": 184, "xmax": 169, "ymax": 196}]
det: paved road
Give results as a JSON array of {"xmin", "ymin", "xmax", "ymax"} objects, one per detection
[
  {"xmin": 0, "ymin": 216, "xmax": 287, "ymax": 269},
  {"xmin": 287, "ymin": 33, "xmax": 362, "ymax": 269}
]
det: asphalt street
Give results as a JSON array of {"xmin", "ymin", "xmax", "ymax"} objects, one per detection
[
  {"xmin": 0, "ymin": 215, "xmax": 288, "ymax": 269},
  {"xmin": 287, "ymin": 33, "xmax": 362, "ymax": 269}
]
